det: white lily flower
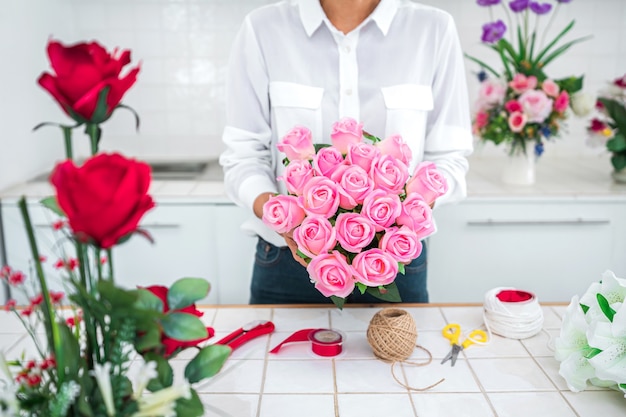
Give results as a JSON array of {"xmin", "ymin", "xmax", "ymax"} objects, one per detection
[
  {"xmin": 90, "ymin": 362, "xmax": 115, "ymax": 417},
  {"xmin": 570, "ymin": 91, "xmax": 596, "ymax": 117},
  {"xmin": 0, "ymin": 384, "xmax": 19, "ymax": 417},
  {"xmin": 132, "ymin": 383, "xmax": 191, "ymax": 417},
  {"xmin": 586, "ymin": 301, "xmax": 626, "ymax": 384},
  {"xmin": 132, "ymin": 361, "xmax": 158, "ymax": 399}
]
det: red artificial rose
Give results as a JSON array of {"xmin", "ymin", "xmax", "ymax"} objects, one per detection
[
  {"xmin": 37, "ymin": 39, "xmax": 140, "ymax": 122},
  {"xmin": 144, "ymin": 285, "xmax": 215, "ymax": 357},
  {"xmin": 50, "ymin": 153, "xmax": 155, "ymax": 249}
]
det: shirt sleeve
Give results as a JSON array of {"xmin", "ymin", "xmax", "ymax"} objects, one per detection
[
  {"xmin": 423, "ymin": 13, "xmax": 474, "ymax": 207},
  {"xmin": 219, "ymin": 17, "xmax": 278, "ymax": 212}
]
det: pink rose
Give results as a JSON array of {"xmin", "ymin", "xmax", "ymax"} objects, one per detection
[
  {"xmin": 508, "ymin": 111, "xmax": 527, "ymax": 133},
  {"xmin": 262, "ymin": 194, "xmax": 305, "ymax": 234},
  {"xmin": 396, "ymin": 193, "xmax": 435, "ymax": 239},
  {"xmin": 330, "ymin": 117, "xmax": 363, "ymax": 154},
  {"xmin": 352, "ymin": 248, "xmax": 398, "ymax": 287},
  {"xmin": 369, "ymin": 154, "xmax": 409, "ymax": 194},
  {"xmin": 330, "ymin": 164, "xmax": 374, "ymax": 208},
  {"xmin": 277, "ymin": 126, "xmax": 315, "ymax": 161},
  {"xmin": 541, "ymin": 79, "xmax": 560, "ymax": 97},
  {"xmin": 477, "ymin": 79, "xmax": 506, "ymax": 108},
  {"xmin": 504, "ymin": 99, "xmax": 523, "ymax": 114},
  {"xmin": 405, "ymin": 161, "xmax": 448, "ymax": 206},
  {"xmin": 361, "ymin": 189, "xmax": 402, "ymax": 232},
  {"xmin": 474, "ymin": 111, "xmax": 489, "ymax": 132},
  {"xmin": 334, "ymin": 212, "xmax": 377, "ymax": 253},
  {"xmin": 279, "ymin": 159, "xmax": 314, "ymax": 196},
  {"xmin": 375, "ymin": 134, "xmax": 412, "ymax": 165},
  {"xmin": 307, "ymin": 251, "xmax": 355, "ymax": 298},
  {"xmin": 293, "ymin": 216, "xmax": 337, "ymax": 259},
  {"xmin": 313, "ymin": 146, "xmax": 344, "ymax": 178},
  {"xmin": 508, "ymin": 74, "xmax": 537, "ymax": 94},
  {"xmin": 379, "ymin": 226, "xmax": 422, "ymax": 264},
  {"xmin": 518, "ymin": 89, "xmax": 553, "ymax": 123},
  {"xmin": 346, "ymin": 142, "xmax": 380, "ymax": 173},
  {"xmin": 301, "ymin": 176, "xmax": 341, "ymax": 218},
  {"xmin": 554, "ymin": 90, "xmax": 570, "ymax": 113}
]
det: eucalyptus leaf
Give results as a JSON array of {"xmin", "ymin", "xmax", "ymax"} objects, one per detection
[
  {"xmin": 134, "ymin": 325, "xmax": 162, "ymax": 352},
  {"xmin": 97, "ymin": 280, "xmax": 138, "ymax": 308},
  {"xmin": 161, "ymin": 312, "xmax": 208, "ymax": 341},
  {"xmin": 184, "ymin": 344, "xmax": 231, "ymax": 383},
  {"xmin": 168, "ymin": 277, "xmax": 210, "ymax": 310},
  {"xmin": 175, "ymin": 388, "xmax": 204, "ymax": 417},
  {"xmin": 143, "ymin": 353, "xmax": 173, "ymax": 391},
  {"xmin": 611, "ymin": 154, "xmax": 626, "ymax": 172},
  {"xmin": 135, "ymin": 288, "xmax": 164, "ymax": 313},
  {"xmin": 607, "ymin": 134, "xmax": 626, "ymax": 153}
]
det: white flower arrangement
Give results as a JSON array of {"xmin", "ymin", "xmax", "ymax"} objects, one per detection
[{"xmin": 554, "ymin": 270, "xmax": 626, "ymax": 396}]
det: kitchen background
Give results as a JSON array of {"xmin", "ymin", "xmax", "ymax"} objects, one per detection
[{"xmin": 1, "ymin": 0, "xmax": 625, "ymax": 192}]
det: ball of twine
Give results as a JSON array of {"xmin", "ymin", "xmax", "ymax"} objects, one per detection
[{"xmin": 367, "ymin": 308, "xmax": 417, "ymax": 362}]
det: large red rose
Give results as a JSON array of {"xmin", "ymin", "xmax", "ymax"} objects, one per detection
[
  {"xmin": 50, "ymin": 153, "xmax": 155, "ymax": 249},
  {"xmin": 37, "ymin": 39, "xmax": 140, "ymax": 122},
  {"xmin": 144, "ymin": 285, "xmax": 215, "ymax": 358}
]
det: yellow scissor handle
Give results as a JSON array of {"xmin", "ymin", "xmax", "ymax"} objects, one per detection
[
  {"xmin": 462, "ymin": 329, "xmax": 488, "ymax": 349},
  {"xmin": 442, "ymin": 323, "xmax": 461, "ymax": 345}
]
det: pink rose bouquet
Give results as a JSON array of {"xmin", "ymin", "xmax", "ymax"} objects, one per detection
[{"xmin": 262, "ymin": 118, "xmax": 448, "ymax": 307}]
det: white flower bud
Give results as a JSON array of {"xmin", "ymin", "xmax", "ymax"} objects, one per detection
[{"xmin": 570, "ymin": 91, "xmax": 596, "ymax": 117}]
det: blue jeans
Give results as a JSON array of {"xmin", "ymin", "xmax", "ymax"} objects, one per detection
[{"xmin": 249, "ymin": 237, "xmax": 429, "ymax": 304}]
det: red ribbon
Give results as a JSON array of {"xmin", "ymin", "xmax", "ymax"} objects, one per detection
[
  {"xmin": 496, "ymin": 289, "xmax": 534, "ymax": 303},
  {"xmin": 269, "ymin": 328, "xmax": 343, "ymax": 357}
]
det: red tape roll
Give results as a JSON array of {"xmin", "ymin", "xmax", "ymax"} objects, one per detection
[{"xmin": 269, "ymin": 328, "xmax": 343, "ymax": 357}]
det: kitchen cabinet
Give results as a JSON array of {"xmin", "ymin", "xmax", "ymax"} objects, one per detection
[
  {"xmin": 0, "ymin": 198, "xmax": 255, "ymax": 305},
  {"xmin": 427, "ymin": 198, "xmax": 626, "ymax": 303}
]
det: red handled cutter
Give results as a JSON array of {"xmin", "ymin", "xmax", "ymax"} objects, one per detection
[{"xmin": 214, "ymin": 320, "xmax": 275, "ymax": 351}]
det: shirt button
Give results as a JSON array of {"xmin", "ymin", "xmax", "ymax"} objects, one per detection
[
  {"xmin": 345, "ymin": 88, "xmax": 353, "ymax": 96},
  {"xmin": 343, "ymin": 45, "xmax": 351, "ymax": 53}
]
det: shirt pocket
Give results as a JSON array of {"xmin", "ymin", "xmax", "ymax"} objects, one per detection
[
  {"xmin": 381, "ymin": 84, "xmax": 433, "ymax": 166},
  {"xmin": 269, "ymin": 81, "xmax": 324, "ymax": 142}
]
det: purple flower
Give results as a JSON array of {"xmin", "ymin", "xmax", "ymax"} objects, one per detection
[
  {"xmin": 509, "ymin": 0, "xmax": 530, "ymax": 12},
  {"xmin": 481, "ymin": 20, "xmax": 507, "ymax": 43},
  {"xmin": 530, "ymin": 1, "xmax": 552, "ymax": 14},
  {"xmin": 477, "ymin": 0, "xmax": 501, "ymax": 6}
]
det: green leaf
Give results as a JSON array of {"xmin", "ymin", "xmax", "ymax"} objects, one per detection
[
  {"xmin": 464, "ymin": 53, "xmax": 501, "ymax": 78},
  {"xmin": 175, "ymin": 388, "xmax": 204, "ymax": 417},
  {"xmin": 555, "ymin": 75, "xmax": 584, "ymax": 94},
  {"xmin": 607, "ymin": 134, "xmax": 626, "ymax": 153},
  {"xmin": 184, "ymin": 344, "xmax": 231, "ymax": 383},
  {"xmin": 135, "ymin": 288, "xmax": 164, "ymax": 313},
  {"xmin": 517, "ymin": 26, "xmax": 526, "ymax": 62},
  {"xmin": 365, "ymin": 282, "xmax": 402, "ymax": 303},
  {"xmin": 330, "ymin": 296, "xmax": 346, "ymax": 310},
  {"xmin": 539, "ymin": 35, "xmax": 594, "ymax": 69},
  {"xmin": 596, "ymin": 293, "xmax": 616, "ymax": 322},
  {"xmin": 355, "ymin": 282, "xmax": 367, "ymax": 295},
  {"xmin": 143, "ymin": 353, "xmax": 173, "ymax": 391},
  {"xmin": 611, "ymin": 154, "xmax": 626, "ymax": 172},
  {"xmin": 116, "ymin": 103, "xmax": 141, "ymax": 132},
  {"xmin": 161, "ymin": 312, "xmax": 208, "ymax": 341},
  {"xmin": 313, "ymin": 143, "xmax": 331, "ymax": 153},
  {"xmin": 533, "ymin": 20, "xmax": 576, "ymax": 65},
  {"xmin": 398, "ymin": 263, "xmax": 406, "ymax": 275},
  {"xmin": 599, "ymin": 98, "xmax": 626, "ymax": 132},
  {"xmin": 168, "ymin": 278, "xmax": 210, "ymax": 310},
  {"xmin": 39, "ymin": 196, "xmax": 66, "ymax": 217},
  {"xmin": 584, "ymin": 347, "xmax": 602, "ymax": 359},
  {"xmin": 90, "ymin": 86, "xmax": 111, "ymax": 124},
  {"xmin": 135, "ymin": 324, "xmax": 162, "ymax": 352},
  {"xmin": 97, "ymin": 280, "xmax": 138, "ymax": 308},
  {"xmin": 362, "ymin": 131, "xmax": 382, "ymax": 143},
  {"xmin": 580, "ymin": 303, "xmax": 590, "ymax": 314},
  {"xmin": 57, "ymin": 323, "xmax": 81, "ymax": 378}
]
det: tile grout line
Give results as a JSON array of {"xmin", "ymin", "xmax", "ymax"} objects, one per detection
[
  {"xmin": 328, "ymin": 309, "xmax": 340, "ymax": 417},
  {"xmin": 520, "ymin": 329, "xmax": 582, "ymax": 417},
  {"xmin": 254, "ymin": 307, "xmax": 275, "ymax": 417},
  {"xmin": 439, "ymin": 307, "xmax": 500, "ymax": 417}
]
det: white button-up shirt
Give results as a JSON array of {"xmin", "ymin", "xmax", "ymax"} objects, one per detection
[{"xmin": 220, "ymin": 0, "xmax": 473, "ymax": 247}]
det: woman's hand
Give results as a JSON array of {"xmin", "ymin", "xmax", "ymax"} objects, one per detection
[{"xmin": 281, "ymin": 230, "xmax": 308, "ymax": 268}]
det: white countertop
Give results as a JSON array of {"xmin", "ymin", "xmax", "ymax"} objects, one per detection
[
  {"xmin": 2, "ymin": 156, "xmax": 626, "ymax": 203},
  {"xmin": 1, "ymin": 304, "xmax": 624, "ymax": 417}
]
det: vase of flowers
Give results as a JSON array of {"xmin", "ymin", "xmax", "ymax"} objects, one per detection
[
  {"xmin": 468, "ymin": 0, "xmax": 591, "ymax": 185},
  {"xmin": 554, "ymin": 270, "xmax": 626, "ymax": 396},
  {"xmin": 585, "ymin": 74, "xmax": 626, "ymax": 183},
  {"xmin": 261, "ymin": 118, "xmax": 448, "ymax": 309},
  {"xmin": 0, "ymin": 38, "xmax": 230, "ymax": 417}
]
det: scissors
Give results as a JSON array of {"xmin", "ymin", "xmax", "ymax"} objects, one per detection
[
  {"xmin": 440, "ymin": 323, "xmax": 488, "ymax": 366},
  {"xmin": 214, "ymin": 320, "xmax": 275, "ymax": 351}
]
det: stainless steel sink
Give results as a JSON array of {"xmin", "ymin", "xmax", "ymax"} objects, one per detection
[{"xmin": 29, "ymin": 159, "xmax": 224, "ymax": 182}]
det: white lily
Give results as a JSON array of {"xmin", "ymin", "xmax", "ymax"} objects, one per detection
[
  {"xmin": 132, "ymin": 361, "xmax": 158, "ymax": 399},
  {"xmin": 90, "ymin": 362, "xmax": 115, "ymax": 417},
  {"xmin": 0, "ymin": 384, "xmax": 19, "ymax": 417},
  {"xmin": 586, "ymin": 301, "xmax": 626, "ymax": 384},
  {"xmin": 555, "ymin": 296, "xmax": 597, "ymax": 391},
  {"xmin": 132, "ymin": 383, "xmax": 192, "ymax": 417}
]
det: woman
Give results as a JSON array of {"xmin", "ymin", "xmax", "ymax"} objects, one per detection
[{"xmin": 219, "ymin": 0, "xmax": 473, "ymax": 304}]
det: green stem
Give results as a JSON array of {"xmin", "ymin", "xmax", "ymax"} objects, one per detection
[
  {"xmin": 96, "ymin": 246, "xmax": 103, "ymax": 282},
  {"xmin": 540, "ymin": 3, "xmax": 560, "ymax": 51},
  {"xmin": 75, "ymin": 241, "xmax": 99, "ymax": 366},
  {"xmin": 106, "ymin": 248, "xmax": 114, "ymax": 283},
  {"xmin": 85, "ymin": 123, "xmax": 101, "ymax": 156},
  {"xmin": 18, "ymin": 197, "xmax": 65, "ymax": 384},
  {"xmin": 62, "ymin": 126, "xmax": 73, "ymax": 161},
  {"xmin": 13, "ymin": 311, "xmax": 46, "ymax": 359}
]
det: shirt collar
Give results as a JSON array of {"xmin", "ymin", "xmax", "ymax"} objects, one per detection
[{"xmin": 298, "ymin": 0, "xmax": 398, "ymax": 37}]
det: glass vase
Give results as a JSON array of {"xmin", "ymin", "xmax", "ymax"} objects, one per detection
[{"xmin": 501, "ymin": 148, "xmax": 535, "ymax": 185}]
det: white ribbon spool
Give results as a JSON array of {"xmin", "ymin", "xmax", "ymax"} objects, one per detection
[{"xmin": 483, "ymin": 287, "xmax": 544, "ymax": 340}]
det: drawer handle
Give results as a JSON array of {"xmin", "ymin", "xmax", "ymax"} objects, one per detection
[
  {"xmin": 140, "ymin": 223, "xmax": 181, "ymax": 229},
  {"xmin": 467, "ymin": 218, "xmax": 611, "ymax": 226}
]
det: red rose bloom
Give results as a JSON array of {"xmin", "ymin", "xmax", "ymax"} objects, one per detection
[
  {"xmin": 37, "ymin": 39, "xmax": 140, "ymax": 123},
  {"xmin": 144, "ymin": 285, "xmax": 215, "ymax": 357},
  {"xmin": 50, "ymin": 153, "xmax": 155, "ymax": 249}
]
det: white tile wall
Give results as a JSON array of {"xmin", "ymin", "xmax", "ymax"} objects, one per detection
[{"xmin": 1, "ymin": 0, "xmax": 625, "ymax": 191}]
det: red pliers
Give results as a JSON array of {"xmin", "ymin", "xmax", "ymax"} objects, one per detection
[{"xmin": 214, "ymin": 320, "xmax": 275, "ymax": 351}]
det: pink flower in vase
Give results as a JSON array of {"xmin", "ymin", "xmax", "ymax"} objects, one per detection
[
  {"xmin": 505, "ymin": 99, "xmax": 523, "ymax": 114},
  {"xmin": 518, "ymin": 90, "xmax": 553, "ymax": 123},
  {"xmin": 509, "ymin": 74, "xmax": 538, "ymax": 94},
  {"xmin": 508, "ymin": 111, "xmax": 528, "ymax": 132},
  {"xmin": 542, "ymin": 79, "xmax": 560, "ymax": 97},
  {"xmin": 554, "ymin": 90, "xmax": 570, "ymax": 113}
]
